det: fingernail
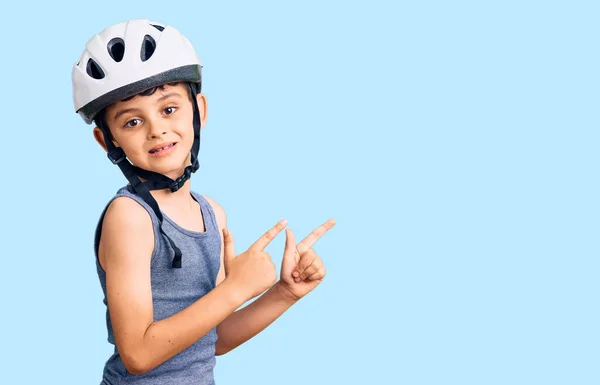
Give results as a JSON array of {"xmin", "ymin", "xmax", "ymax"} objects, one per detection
[
  {"xmin": 294, "ymin": 277, "xmax": 301, "ymax": 283},
  {"xmin": 281, "ymin": 219, "xmax": 288, "ymax": 226},
  {"xmin": 292, "ymin": 271, "xmax": 299, "ymax": 278}
]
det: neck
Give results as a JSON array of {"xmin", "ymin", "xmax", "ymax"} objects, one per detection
[
  {"xmin": 133, "ymin": 157, "xmax": 196, "ymax": 209},
  {"xmin": 149, "ymin": 179, "xmax": 195, "ymax": 210}
]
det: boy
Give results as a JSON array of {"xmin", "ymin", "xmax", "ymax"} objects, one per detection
[{"xmin": 72, "ymin": 19, "xmax": 335, "ymax": 384}]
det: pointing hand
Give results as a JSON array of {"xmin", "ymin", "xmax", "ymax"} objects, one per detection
[
  {"xmin": 277, "ymin": 219, "xmax": 336, "ymax": 301},
  {"xmin": 222, "ymin": 219, "xmax": 288, "ymax": 301}
]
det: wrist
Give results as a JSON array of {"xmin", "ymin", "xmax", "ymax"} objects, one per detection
[
  {"xmin": 221, "ymin": 278, "xmax": 249, "ymax": 307},
  {"xmin": 273, "ymin": 281, "xmax": 300, "ymax": 304}
]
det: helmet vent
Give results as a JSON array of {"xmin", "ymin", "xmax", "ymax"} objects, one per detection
[
  {"xmin": 86, "ymin": 59, "xmax": 105, "ymax": 79},
  {"xmin": 151, "ymin": 24, "xmax": 165, "ymax": 31},
  {"xmin": 107, "ymin": 38, "xmax": 125, "ymax": 62},
  {"xmin": 140, "ymin": 35, "xmax": 156, "ymax": 62}
]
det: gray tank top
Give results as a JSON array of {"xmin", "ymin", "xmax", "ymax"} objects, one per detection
[{"xmin": 94, "ymin": 186, "xmax": 221, "ymax": 385}]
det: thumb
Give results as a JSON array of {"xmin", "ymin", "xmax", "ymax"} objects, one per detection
[
  {"xmin": 283, "ymin": 229, "xmax": 298, "ymax": 264},
  {"xmin": 222, "ymin": 228, "xmax": 236, "ymax": 274}
]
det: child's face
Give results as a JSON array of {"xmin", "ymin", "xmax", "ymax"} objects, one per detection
[{"xmin": 94, "ymin": 83, "xmax": 206, "ymax": 180}]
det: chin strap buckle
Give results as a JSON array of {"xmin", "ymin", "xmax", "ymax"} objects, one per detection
[
  {"xmin": 170, "ymin": 166, "xmax": 193, "ymax": 192},
  {"xmin": 107, "ymin": 148, "xmax": 126, "ymax": 164}
]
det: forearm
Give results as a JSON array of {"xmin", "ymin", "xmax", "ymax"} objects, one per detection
[
  {"xmin": 215, "ymin": 281, "xmax": 297, "ymax": 355},
  {"xmin": 130, "ymin": 280, "xmax": 244, "ymax": 374}
]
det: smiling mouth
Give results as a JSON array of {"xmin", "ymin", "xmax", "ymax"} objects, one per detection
[{"xmin": 149, "ymin": 143, "xmax": 176, "ymax": 154}]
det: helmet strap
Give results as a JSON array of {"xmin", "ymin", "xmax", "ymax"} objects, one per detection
[{"xmin": 96, "ymin": 83, "xmax": 203, "ymax": 268}]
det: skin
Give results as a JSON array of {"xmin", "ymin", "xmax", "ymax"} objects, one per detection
[{"xmin": 94, "ymin": 83, "xmax": 336, "ymax": 375}]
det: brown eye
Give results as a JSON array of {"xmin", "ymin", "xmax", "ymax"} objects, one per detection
[
  {"xmin": 125, "ymin": 119, "xmax": 141, "ymax": 128},
  {"xmin": 164, "ymin": 106, "xmax": 177, "ymax": 115}
]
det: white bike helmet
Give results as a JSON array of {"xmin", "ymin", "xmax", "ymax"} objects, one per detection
[
  {"xmin": 73, "ymin": 19, "xmax": 202, "ymax": 124},
  {"xmin": 73, "ymin": 19, "xmax": 204, "ymax": 268}
]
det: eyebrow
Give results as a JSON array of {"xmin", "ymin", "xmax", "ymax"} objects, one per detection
[
  {"xmin": 112, "ymin": 92, "xmax": 182, "ymax": 121},
  {"xmin": 157, "ymin": 92, "xmax": 182, "ymax": 102},
  {"xmin": 113, "ymin": 108, "xmax": 141, "ymax": 121}
]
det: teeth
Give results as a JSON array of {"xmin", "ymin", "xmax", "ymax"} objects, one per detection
[{"xmin": 150, "ymin": 143, "xmax": 174, "ymax": 154}]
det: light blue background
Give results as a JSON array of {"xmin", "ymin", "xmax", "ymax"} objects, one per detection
[{"xmin": 0, "ymin": 0, "xmax": 598, "ymax": 383}]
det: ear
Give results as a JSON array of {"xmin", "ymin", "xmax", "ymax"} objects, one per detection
[
  {"xmin": 196, "ymin": 93, "xmax": 208, "ymax": 129},
  {"xmin": 93, "ymin": 127, "xmax": 108, "ymax": 152},
  {"xmin": 93, "ymin": 127, "xmax": 119, "ymax": 152}
]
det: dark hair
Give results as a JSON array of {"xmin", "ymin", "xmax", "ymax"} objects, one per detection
[{"xmin": 95, "ymin": 82, "xmax": 196, "ymax": 139}]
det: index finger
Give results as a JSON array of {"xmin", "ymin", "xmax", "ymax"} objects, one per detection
[
  {"xmin": 222, "ymin": 228, "xmax": 236, "ymax": 260},
  {"xmin": 250, "ymin": 219, "xmax": 288, "ymax": 251},
  {"xmin": 296, "ymin": 218, "xmax": 336, "ymax": 255}
]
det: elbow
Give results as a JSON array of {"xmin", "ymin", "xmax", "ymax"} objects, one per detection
[
  {"xmin": 122, "ymin": 351, "xmax": 152, "ymax": 375},
  {"xmin": 126, "ymin": 364, "xmax": 150, "ymax": 376},
  {"xmin": 120, "ymin": 325, "xmax": 156, "ymax": 374},
  {"xmin": 215, "ymin": 339, "xmax": 233, "ymax": 356},
  {"xmin": 215, "ymin": 345, "xmax": 230, "ymax": 356}
]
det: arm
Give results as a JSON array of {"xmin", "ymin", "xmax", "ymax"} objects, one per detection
[
  {"xmin": 214, "ymin": 226, "xmax": 333, "ymax": 355},
  {"xmin": 202, "ymin": 197, "xmax": 335, "ymax": 356},
  {"xmin": 214, "ymin": 225, "xmax": 333, "ymax": 355},
  {"xmin": 99, "ymin": 197, "xmax": 246, "ymax": 375},
  {"xmin": 216, "ymin": 208, "xmax": 333, "ymax": 354},
  {"xmin": 215, "ymin": 282, "xmax": 296, "ymax": 355},
  {"xmin": 203, "ymin": 196, "xmax": 296, "ymax": 354}
]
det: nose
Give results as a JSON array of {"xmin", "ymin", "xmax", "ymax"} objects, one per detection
[{"xmin": 146, "ymin": 118, "xmax": 168, "ymax": 139}]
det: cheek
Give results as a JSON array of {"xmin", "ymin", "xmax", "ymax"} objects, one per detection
[
  {"xmin": 175, "ymin": 119, "xmax": 195, "ymax": 144},
  {"xmin": 116, "ymin": 132, "xmax": 146, "ymax": 156}
]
